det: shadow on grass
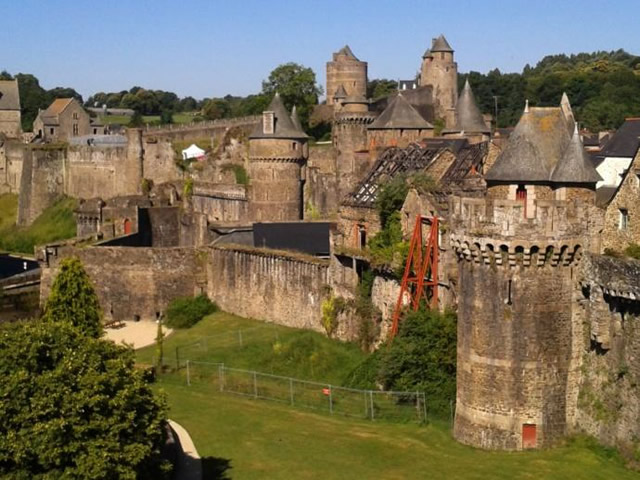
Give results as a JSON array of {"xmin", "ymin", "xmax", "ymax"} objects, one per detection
[{"xmin": 201, "ymin": 456, "xmax": 232, "ymax": 479}]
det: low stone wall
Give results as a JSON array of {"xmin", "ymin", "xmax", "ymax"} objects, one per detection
[
  {"xmin": 207, "ymin": 246, "xmax": 329, "ymax": 332},
  {"xmin": 40, "ymin": 246, "xmax": 207, "ymax": 322}
]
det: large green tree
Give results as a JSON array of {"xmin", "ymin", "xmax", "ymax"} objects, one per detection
[
  {"xmin": 0, "ymin": 320, "xmax": 170, "ymax": 479},
  {"xmin": 42, "ymin": 257, "xmax": 102, "ymax": 338},
  {"xmin": 261, "ymin": 62, "xmax": 322, "ymax": 129}
]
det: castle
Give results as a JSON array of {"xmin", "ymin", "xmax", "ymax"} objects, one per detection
[{"xmin": 4, "ymin": 35, "xmax": 640, "ymax": 456}]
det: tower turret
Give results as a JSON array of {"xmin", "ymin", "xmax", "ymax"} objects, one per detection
[
  {"xmin": 248, "ymin": 93, "xmax": 309, "ymax": 221},
  {"xmin": 420, "ymin": 35, "xmax": 458, "ymax": 128},
  {"xmin": 326, "ymin": 45, "xmax": 368, "ymax": 106},
  {"xmin": 452, "ymin": 95, "xmax": 603, "ymax": 450},
  {"xmin": 444, "ymin": 80, "xmax": 491, "ymax": 143}
]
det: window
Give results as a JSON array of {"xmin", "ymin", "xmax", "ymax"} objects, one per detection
[
  {"xmin": 93, "ymin": 128, "xmax": 97, "ymax": 134},
  {"xmin": 516, "ymin": 184, "xmax": 527, "ymax": 217},
  {"xmin": 440, "ymin": 52, "xmax": 444, "ymax": 60},
  {"xmin": 49, "ymin": 127, "xmax": 54, "ymax": 135},
  {"xmin": 291, "ymin": 142, "xmax": 296, "ymax": 150},
  {"xmin": 72, "ymin": 123, "xmax": 79, "ymax": 136},
  {"xmin": 262, "ymin": 111, "xmax": 274, "ymax": 134},
  {"xmin": 619, "ymin": 209, "xmax": 629, "ymax": 230},
  {"xmin": 73, "ymin": 112, "xmax": 78, "ymax": 120}
]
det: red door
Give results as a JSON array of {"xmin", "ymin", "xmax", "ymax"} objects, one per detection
[
  {"xmin": 522, "ymin": 424, "xmax": 537, "ymax": 449},
  {"xmin": 123, "ymin": 218, "xmax": 132, "ymax": 235}
]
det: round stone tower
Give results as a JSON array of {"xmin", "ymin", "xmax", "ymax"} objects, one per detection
[
  {"xmin": 420, "ymin": 35, "xmax": 458, "ymax": 128},
  {"xmin": 332, "ymin": 94, "xmax": 376, "ymax": 200},
  {"xmin": 326, "ymin": 45, "xmax": 367, "ymax": 106},
  {"xmin": 248, "ymin": 93, "xmax": 309, "ymax": 221},
  {"xmin": 451, "ymin": 98, "xmax": 603, "ymax": 450}
]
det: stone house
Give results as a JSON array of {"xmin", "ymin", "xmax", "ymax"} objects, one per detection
[
  {"xmin": 367, "ymin": 93, "xmax": 434, "ymax": 148},
  {"xmin": 592, "ymin": 117, "xmax": 640, "ymax": 189},
  {"xmin": 0, "ymin": 79, "xmax": 22, "ymax": 138},
  {"xmin": 33, "ymin": 98, "xmax": 91, "ymax": 142},
  {"xmin": 600, "ymin": 147, "xmax": 640, "ymax": 252}
]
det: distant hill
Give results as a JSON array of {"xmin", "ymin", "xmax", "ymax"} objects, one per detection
[{"xmin": 460, "ymin": 49, "xmax": 640, "ymax": 130}]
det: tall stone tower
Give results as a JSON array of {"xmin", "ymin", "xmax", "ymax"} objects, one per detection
[
  {"xmin": 248, "ymin": 93, "xmax": 309, "ymax": 221},
  {"xmin": 332, "ymin": 93, "xmax": 376, "ymax": 200},
  {"xmin": 420, "ymin": 35, "xmax": 458, "ymax": 128},
  {"xmin": 451, "ymin": 97, "xmax": 603, "ymax": 450},
  {"xmin": 326, "ymin": 46, "xmax": 367, "ymax": 106}
]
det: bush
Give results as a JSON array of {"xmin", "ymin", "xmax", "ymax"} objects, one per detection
[{"xmin": 165, "ymin": 294, "xmax": 217, "ymax": 329}]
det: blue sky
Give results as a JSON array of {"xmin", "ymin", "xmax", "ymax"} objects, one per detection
[{"xmin": 1, "ymin": 0, "xmax": 637, "ymax": 101}]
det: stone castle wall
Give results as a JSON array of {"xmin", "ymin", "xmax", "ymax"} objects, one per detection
[
  {"xmin": 207, "ymin": 246, "xmax": 329, "ymax": 332},
  {"xmin": 40, "ymin": 246, "xmax": 207, "ymax": 322},
  {"xmin": 0, "ymin": 110, "xmax": 21, "ymax": 138},
  {"xmin": 142, "ymin": 116, "xmax": 258, "ymax": 141},
  {"xmin": 0, "ymin": 140, "xmax": 24, "ymax": 194}
]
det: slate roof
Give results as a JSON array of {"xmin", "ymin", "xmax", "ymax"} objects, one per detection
[
  {"xmin": 333, "ymin": 84, "xmax": 347, "ymax": 99},
  {"xmin": 596, "ymin": 186, "xmax": 617, "ymax": 207},
  {"xmin": 249, "ymin": 93, "xmax": 308, "ymax": 140},
  {"xmin": 550, "ymin": 125, "xmax": 602, "ymax": 183},
  {"xmin": 369, "ymin": 94, "xmax": 433, "ymax": 130},
  {"xmin": 599, "ymin": 118, "xmax": 640, "ymax": 158},
  {"xmin": 431, "ymin": 34, "xmax": 453, "ymax": 52},
  {"xmin": 450, "ymin": 80, "xmax": 490, "ymax": 134},
  {"xmin": 0, "ymin": 80, "xmax": 20, "ymax": 110}
]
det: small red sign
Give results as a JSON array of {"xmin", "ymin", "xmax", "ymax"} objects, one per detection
[{"xmin": 322, "ymin": 388, "xmax": 330, "ymax": 396}]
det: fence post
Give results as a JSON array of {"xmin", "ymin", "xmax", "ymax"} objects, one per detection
[
  {"xmin": 218, "ymin": 364, "xmax": 224, "ymax": 392},
  {"xmin": 238, "ymin": 330, "xmax": 243, "ymax": 347},
  {"xmin": 416, "ymin": 391, "xmax": 420, "ymax": 423},
  {"xmin": 175, "ymin": 347, "xmax": 180, "ymax": 370},
  {"xmin": 186, "ymin": 360, "xmax": 191, "ymax": 386},
  {"xmin": 253, "ymin": 371, "xmax": 258, "ymax": 399},
  {"xmin": 289, "ymin": 378, "xmax": 294, "ymax": 406},
  {"xmin": 329, "ymin": 385, "xmax": 333, "ymax": 414},
  {"xmin": 369, "ymin": 391, "xmax": 375, "ymax": 420},
  {"xmin": 423, "ymin": 393, "xmax": 428, "ymax": 424},
  {"xmin": 364, "ymin": 390, "xmax": 368, "ymax": 418}
]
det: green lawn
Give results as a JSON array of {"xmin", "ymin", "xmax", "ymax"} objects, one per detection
[
  {"xmin": 0, "ymin": 194, "xmax": 76, "ymax": 254},
  {"xmin": 157, "ymin": 376, "xmax": 638, "ymax": 480},
  {"xmin": 137, "ymin": 312, "xmax": 366, "ymax": 385}
]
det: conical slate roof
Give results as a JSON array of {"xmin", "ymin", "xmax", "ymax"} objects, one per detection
[
  {"xmin": 337, "ymin": 45, "xmax": 359, "ymax": 61},
  {"xmin": 333, "ymin": 84, "xmax": 347, "ymax": 99},
  {"xmin": 486, "ymin": 94, "xmax": 599, "ymax": 185},
  {"xmin": 431, "ymin": 34, "xmax": 453, "ymax": 53},
  {"xmin": 422, "ymin": 48, "xmax": 432, "ymax": 59},
  {"xmin": 453, "ymin": 80, "xmax": 490, "ymax": 133},
  {"xmin": 290, "ymin": 105, "xmax": 303, "ymax": 132},
  {"xmin": 249, "ymin": 93, "xmax": 308, "ymax": 139},
  {"xmin": 369, "ymin": 94, "xmax": 433, "ymax": 130},
  {"xmin": 550, "ymin": 124, "xmax": 602, "ymax": 183}
]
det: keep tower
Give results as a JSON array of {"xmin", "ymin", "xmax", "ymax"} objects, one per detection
[
  {"xmin": 420, "ymin": 35, "xmax": 458, "ymax": 128},
  {"xmin": 326, "ymin": 45, "xmax": 367, "ymax": 107},
  {"xmin": 451, "ymin": 96, "xmax": 603, "ymax": 450},
  {"xmin": 248, "ymin": 93, "xmax": 309, "ymax": 221}
]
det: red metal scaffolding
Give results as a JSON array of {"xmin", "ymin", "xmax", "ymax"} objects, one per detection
[{"xmin": 390, "ymin": 215, "xmax": 439, "ymax": 338}]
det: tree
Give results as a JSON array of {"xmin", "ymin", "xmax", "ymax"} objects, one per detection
[
  {"xmin": 159, "ymin": 109, "xmax": 173, "ymax": 125},
  {"xmin": 0, "ymin": 320, "xmax": 171, "ymax": 479},
  {"xmin": 41, "ymin": 257, "xmax": 102, "ymax": 338},
  {"xmin": 129, "ymin": 110, "xmax": 145, "ymax": 128},
  {"xmin": 202, "ymin": 98, "xmax": 230, "ymax": 120},
  {"xmin": 377, "ymin": 308, "xmax": 457, "ymax": 415},
  {"xmin": 261, "ymin": 62, "xmax": 322, "ymax": 130},
  {"xmin": 367, "ymin": 79, "xmax": 398, "ymax": 100}
]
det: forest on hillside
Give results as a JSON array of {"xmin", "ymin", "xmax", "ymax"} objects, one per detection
[
  {"xmin": 459, "ymin": 49, "xmax": 640, "ymax": 130},
  {"xmin": 3, "ymin": 49, "xmax": 639, "ymax": 133}
]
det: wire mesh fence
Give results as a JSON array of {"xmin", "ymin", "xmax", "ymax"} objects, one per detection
[
  {"xmin": 185, "ymin": 360, "xmax": 428, "ymax": 423},
  {"xmin": 173, "ymin": 326, "xmax": 280, "ymax": 369}
]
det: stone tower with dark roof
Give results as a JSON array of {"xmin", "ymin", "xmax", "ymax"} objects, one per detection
[
  {"xmin": 248, "ymin": 93, "xmax": 309, "ymax": 221},
  {"xmin": 420, "ymin": 34, "xmax": 458, "ymax": 128},
  {"xmin": 444, "ymin": 80, "xmax": 491, "ymax": 143},
  {"xmin": 450, "ymin": 94, "xmax": 604, "ymax": 451},
  {"xmin": 367, "ymin": 93, "xmax": 434, "ymax": 147},
  {"xmin": 326, "ymin": 45, "xmax": 368, "ymax": 106}
]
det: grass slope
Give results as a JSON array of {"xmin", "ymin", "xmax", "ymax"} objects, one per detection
[
  {"xmin": 137, "ymin": 312, "xmax": 366, "ymax": 385},
  {"xmin": 157, "ymin": 377, "xmax": 637, "ymax": 480},
  {"xmin": 99, "ymin": 112, "xmax": 196, "ymax": 126},
  {"xmin": 0, "ymin": 194, "xmax": 77, "ymax": 254}
]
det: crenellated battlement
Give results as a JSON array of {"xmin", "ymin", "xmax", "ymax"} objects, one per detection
[
  {"xmin": 449, "ymin": 195, "xmax": 603, "ymax": 247},
  {"xmin": 450, "ymin": 234, "xmax": 583, "ymax": 267}
]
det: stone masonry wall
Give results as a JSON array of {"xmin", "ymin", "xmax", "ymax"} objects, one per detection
[
  {"xmin": 40, "ymin": 246, "xmax": 206, "ymax": 322},
  {"xmin": 207, "ymin": 246, "xmax": 329, "ymax": 333}
]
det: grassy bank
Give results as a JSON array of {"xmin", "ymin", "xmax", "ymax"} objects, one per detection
[
  {"xmin": 136, "ymin": 312, "xmax": 366, "ymax": 385},
  {"xmin": 0, "ymin": 194, "xmax": 77, "ymax": 254}
]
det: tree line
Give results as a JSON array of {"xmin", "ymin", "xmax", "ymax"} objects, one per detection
[{"xmin": 3, "ymin": 48, "xmax": 640, "ymax": 134}]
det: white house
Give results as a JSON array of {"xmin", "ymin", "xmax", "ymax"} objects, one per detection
[{"xmin": 594, "ymin": 118, "xmax": 640, "ymax": 188}]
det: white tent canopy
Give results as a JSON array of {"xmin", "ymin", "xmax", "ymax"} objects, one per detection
[{"xmin": 182, "ymin": 144, "xmax": 206, "ymax": 160}]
